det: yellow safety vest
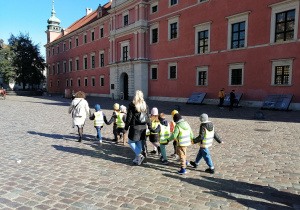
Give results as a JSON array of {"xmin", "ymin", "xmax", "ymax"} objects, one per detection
[
  {"xmin": 199, "ymin": 127, "xmax": 214, "ymax": 148},
  {"xmin": 116, "ymin": 113, "xmax": 125, "ymax": 128},
  {"xmin": 177, "ymin": 125, "xmax": 192, "ymax": 147},
  {"xmin": 94, "ymin": 111, "xmax": 104, "ymax": 127},
  {"xmin": 159, "ymin": 123, "xmax": 170, "ymax": 144},
  {"xmin": 151, "ymin": 121, "xmax": 159, "ymax": 135}
]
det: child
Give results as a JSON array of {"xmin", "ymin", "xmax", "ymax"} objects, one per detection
[
  {"xmin": 149, "ymin": 107, "xmax": 161, "ymax": 155},
  {"xmin": 116, "ymin": 105, "xmax": 127, "ymax": 145},
  {"xmin": 190, "ymin": 113, "xmax": 224, "ymax": 174},
  {"xmin": 111, "ymin": 103, "xmax": 120, "ymax": 142},
  {"xmin": 170, "ymin": 110, "xmax": 179, "ymax": 159},
  {"xmin": 167, "ymin": 113, "xmax": 193, "ymax": 175},
  {"xmin": 90, "ymin": 104, "xmax": 113, "ymax": 143},
  {"xmin": 158, "ymin": 113, "xmax": 170, "ymax": 165}
]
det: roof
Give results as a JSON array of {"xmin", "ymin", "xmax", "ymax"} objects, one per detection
[{"xmin": 50, "ymin": 2, "xmax": 111, "ymax": 44}]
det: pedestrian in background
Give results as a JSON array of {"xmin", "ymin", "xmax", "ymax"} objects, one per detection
[
  {"xmin": 68, "ymin": 91, "xmax": 90, "ymax": 142},
  {"xmin": 149, "ymin": 107, "xmax": 161, "ymax": 155},
  {"xmin": 229, "ymin": 90, "xmax": 236, "ymax": 111},
  {"xmin": 116, "ymin": 105, "xmax": 127, "ymax": 145},
  {"xmin": 218, "ymin": 88, "xmax": 225, "ymax": 109}
]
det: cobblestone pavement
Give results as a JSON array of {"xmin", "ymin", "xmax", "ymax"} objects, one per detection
[{"xmin": 0, "ymin": 95, "xmax": 299, "ymax": 210}]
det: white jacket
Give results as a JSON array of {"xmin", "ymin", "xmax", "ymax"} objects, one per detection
[{"xmin": 68, "ymin": 98, "xmax": 90, "ymax": 126}]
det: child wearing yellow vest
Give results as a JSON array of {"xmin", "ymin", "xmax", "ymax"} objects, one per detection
[
  {"xmin": 116, "ymin": 105, "xmax": 127, "ymax": 145},
  {"xmin": 167, "ymin": 113, "xmax": 193, "ymax": 175},
  {"xmin": 190, "ymin": 113, "xmax": 224, "ymax": 174},
  {"xmin": 90, "ymin": 104, "xmax": 114, "ymax": 143},
  {"xmin": 149, "ymin": 107, "xmax": 161, "ymax": 155},
  {"xmin": 158, "ymin": 113, "xmax": 170, "ymax": 164}
]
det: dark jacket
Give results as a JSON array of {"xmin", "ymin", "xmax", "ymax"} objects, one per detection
[
  {"xmin": 193, "ymin": 122, "xmax": 222, "ymax": 144},
  {"xmin": 125, "ymin": 102, "xmax": 152, "ymax": 141}
]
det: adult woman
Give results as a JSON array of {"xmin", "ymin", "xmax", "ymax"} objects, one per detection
[
  {"xmin": 68, "ymin": 91, "xmax": 90, "ymax": 142},
  {"xmin": 125, "ymin": 90, "xmax": 152, "ymax": 165}
]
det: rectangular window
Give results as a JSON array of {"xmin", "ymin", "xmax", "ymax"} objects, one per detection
[
  {"xmin": 76, "ymin": 38, "xmax": 78, "ymax": 46},
  {"xmin": 231, "ymin": 69, "xmax": 243, "ymax": 85},
  {"xmin": 91, "ymin": 55, "xmax": 95, "ymax": 68},
  {"xmin": 123, "ymin": 46, "xmax": 128, "ymax": 61},
  {"xmin": 57, "ymin": 80, "xmax": 60, "ymax": 87},
  {"xmin": 198, "ymin": 30, "xmax": 209, "ymax": 53},
  {"xmin": 70, "ymin": 79, "xmax": 73, "ymax": 87},
  {"xmin": 52, "ymin": 48, "xmax": 54, "ymax": 55},
  {"xmin": 169, "ymin": 65, "xmax": 177, "ymax": 79},
  {"xmin": 100, "ymin": 27, "xmax": 104, "ymax": 38},
  {"xmin": 92, "ymin": 77, "xmax": 95, "ymax": 87},
  {"xmin": 63, "ymin": 62, "xmax": 66, "ymax": 73},
  {"xmin": 63, "ymin": 43, "xmax": 66, "ymax": 51},
  {"xmin": 57, "ymin": 46, "xmax": 59, "ymax": 53},
  {"xmin": 152, "ymin": 28, "xmax": 158, "ymax": 43},
  {"xmin": 124, "ymin": 15, "xmax": 129, "ymax": 26},
  {"xmin": 66, "ymin": 79, "xmax": 69, "ymax": 87},
  {"xmin": 76, "ymin": 59, "xmax": 79, "ymax": 70},
  {"xmin": 170, "ymin": 23, "xmax": 178, "ymax": 39},
  {"xmin": 69, "ymin": 60, "xmax": 72, "ymax": 72},
  {"xmin": 57, "ymin": 64, "xmax": 60, "ymax": 74},
  {"xmin": 274, "ymin": 66, "xmax": 290, "ymax": 84},
  {"xmin": 151, "ymin": 67, "xmax": 158, "ymax": 80},
  {"xmin": 170, "ymin": 0, "xmax": 178, "ymax": 6},
  {"xmin": 152, "ymin": 5, "xmax": 158, "ymax": 13},
  {"xmin": 84, "ymin": 78, "xmax": 88, "ymax": 87},
  {"xmin": 198, "ymin": 71, "xmax": 207, "ymax": 86},
  {"xmin": 275, "ymin": 10, "xmax": 295, "ymax": 42},
  {"xmin": 69, "ymin": 41, "xmax": 72, "ymax": 49},
  {"xmin": 100, "ymin": 76, "xmax": 104, "ymax": 86},
  {"xmin": 84, "ymin": 34, "xmax": 87, "ymax": 43},
  {"xmin": 231, "ymin": 21, "xmax": 245, "ymax": 49},
  {"xmin": 84, "ymin": 57, "xmax": 88, "ymax": 69},
  {"xmin": 77, "ymin": 78, "xmax": 81, "ymax": 87},
  {"xmin": 53, "ymin": 66, "xmax": 55, "ymax": 75},
  {"xmin": 100, "ymin": 53, "xmax": 104, "ymax": 67},
  {"xmin": 91, "ymin": 31, "xmax": 95, "ymax": 41}
]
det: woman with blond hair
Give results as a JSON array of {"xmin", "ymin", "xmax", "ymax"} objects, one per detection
[
  {"xmin": 125, "ymin": 90, "xmax": 152, "ymax": 165},
  {"xmin": 68, "ymin": 91, "xmax": 90, "ymax": 142}
]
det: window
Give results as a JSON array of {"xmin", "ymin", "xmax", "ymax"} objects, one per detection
[
  {"xmin": 69, "ymin": 59, "xmax": 72, "ymax": 72},
  {"xmin": 168, "ymin": 62, "xmax": 177, "ymax": 79},
  {"xmin": 194, "ymin": 21, "xmax": 211, "ymax": 54},
  {"xmin": 124, "ymin": 14, "xmax": 129, "ymax": 26},
  {"xmin": 197, "ymin": 30, "xmax": 208, "ymax": 53},
  {"xmin": 91, "ymin": 53, "xmax": 95, "ymax": 68},
  {"xmin": 152, "ymin": 28, "xmax": 158, "ymax": 44},
  {"xmin": 70, "ymin": 78, "xmax": 73, "ymax": 87},
  {"xmin": 100, "ymin": 26, "xmax": 104, "ymax": 38},
  {"xmin": 76, "ymin": 37, "xmax": 79, "ymax": 47},
  {"xmin": 100, "ymin": 52, "xmax": 105, "ymax": 67},
  {"xmin": 151, "ymin": 2, "xmax": 158, "ymax": 14},
  {"xmin": 120, "ymin": 40, "xmax": 130, "ymax": 62},
  {"xmin": 52, "ymin": 48, "xmax": 54, "ymax": 55},
  {"xmin": 150, "ymin": 65, "xmax": 158, "ymax": 80},
  {"xmin": 168, "ymin": 16, "xmax": 179, "ymax": 40},
  {"xmin": 69, "ymin": 40, "xmax": 72, "ymax": 49},
  {"xmin": 84, "ymin": 33, "xmax": 87, "ymax": 44},
  {"xmin": 91, "ymin": 30, "xmax": 95, "ymax": 41},
  {"xmin": 57, "ymin": 46, "xmax": 59, "ymax": 54},
  {"xmin": 91, "ymin": 77, "xmax": 95, "ymax": 87},
  {"xmin": 52, "ymin": 65, "xmax": 55, "ymax": 75},
  {"xmin": 63, "ymin": 61, "xmax": 66, "ymax": 73},
  {"xmin": 270, "ymin": 1, "xmax": 299, "ymax": 43},
  {"xmin": 170, "ymin": 0, "xmax": 178, "ymax": 6},
  {"xmin": 57, "ymin": 63, "xmax": 60, "ymax": 74},
  {"xmin": 100, "ymin": 75, "xmax": 104, "ymax": 86},
  {"xmin": 76, "ymin": 57, "xmax": 79, "ymax": 70},
  {"xmin": 84, "ymin": 77, "xmax": 88, "ymax": 87},
  {"xmin": 66, "ymin": 79, "xmax": 69, "ymax": 87},
  {"xmin": 123, "ymin": 46, "xmax": 128, "ymax": 61},
  {"xmin": 77, "ymin": 78, "xmax": 81, "ymax": 87},
  {"xmin": 83, "ymin": 55, "xmax": 88, "ymax": 69},
  {"xmin": 196, "ymin": 66, "xmax": 208, "ymax": 86},
  {"xmin": 229, "ymin": 63, "xmax": 244, "ymax": 86},
  {"xmin": 226, "ymin": 11, "xmax": 250, "ymax": 49},
  {"xmin": 199, "ymin": 0, "xmax": 207, "ymax": 2},
  {"xmin": 57, "ymin": 80, "xmax": 60, "ymax": 87},
  {"xmin": 271, "ymin": 58, "xmax": 293, "ymax": 86},
  {"xmin": 63, "ymin": 43, "xmax": 66, "ymax": 51}
]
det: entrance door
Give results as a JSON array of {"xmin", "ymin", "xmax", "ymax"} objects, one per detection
[{"xmin": 124, "ymin": 74, "xmax": 128, "ymax": 100}]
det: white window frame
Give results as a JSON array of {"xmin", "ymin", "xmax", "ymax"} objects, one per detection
[
  {"xmin": 100, "ymin": 75, "xmax": 105, "ymax": 87},
  {"xmin": 226, "ymin": 11, "xmax": 250, "ymax": 50},
  {"xmin": 91, "ymin": 29, "xmax": 95, "ymax": 41},
  {"xmin": 66, "ymin": 79, "xmax": 69, "ymax": 87},
  {"xmin": 168, "ymin": 62, "xmax": 177, "ymax": 79},
  {"xmin": 63, "ymin": 42, "xmax": 66, "ymax": 51},
  {"xmin": 150, "ymin": 23, "xmax": 159, "ymax": 44},
  {"xmin": 151, "ymin": 1, "xmax": 158, "ymax": 14},
  {"xmin": 75, "ymin": 57, "xmax": 79, "ymax": 70},
  {"xmin": 120, "ymin": 40, "xmax": 130, "ymax": 61},
  {"xmin": 99, "ymin": 50, "xmax": 105, "ymax": 67},
  {"xmin": 269, "ymin": 1, "xmax": 299, "ymax": 43},
  {"xmin": 84, "ymin": 32, "xmax": 87, "ymax": 44},
  {"xmin": 91, "ymin": 52, "xmax": 95, "ymax": 69},
  {"xmin": 69, "ymin": 59, "xmax": 72, "ymax": 72},
  {"xmin": 123, "ymin": 11, "xmax": 129, "ymax": 26},
  {"xmin": 196, "ymin": 66, "xmax": 208, "ymax": 86},
  {"xmin": 194, "ymin": 21, "xmax": 211, "ymax": 54},
  {"xmin": 77, "ymin": 77, "xmax": 81, "ymax": 87},
  {"xmin": 271, "ymin": 58, "xmax": 293, "ymax": 86},
  {"xmin": 228, "ymin": 63, "xmax": 245, "ymax": 86},
  {"xmin": 91, "ymin": 76, "xmax": 95, "ymax": 87},
  {"xmin": 57, "ymin": 62, "xmax": 60, "ymax": 74},
  {"xmin": 169, "ymin": 0, "xmax": 178, "ymax": 7},
  {"xmin": 75, "ymin": 36, "xmax": 79, "ymax": 47},
  {"xmin": 70, "ymin": 78, "xmax": 73, "ymax": 87},
  {"xmin": 63, "ymin": 61, "xmax": 67, "ymax": 73},
  {"xmin": 99, "ymin": 25, "xmax": 104, "ymax": 38},
  {"xmin": 150, "ymin": 64, "xmax": 158, "ymax": 80},
  {"xmin": 167, "ymin": 15, "xmax": 180, "ymax": 41},
  {"xmin": 83, "ymin": 54, "xmax": 88, "ymax": 70},
  {"xmin": 84, "ymin": 77, "xmax": 88, "ymax": 87}
]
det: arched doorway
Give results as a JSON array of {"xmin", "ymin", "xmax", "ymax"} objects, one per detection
[{"xmin": 120, "ymin": 73, "xmax": 128, "ymax": 100}]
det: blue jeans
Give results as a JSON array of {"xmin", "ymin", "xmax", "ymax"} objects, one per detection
[
  {"xmin": 95, "ymin": 126, "xmax": 102, "ymax": 140},
  {"xmin": 195, "ymin": 147, "xmax": 213, "ymax": 168},
  {"xmin": 128, "ymin": 139, "xmax": 142, "ymax": 158}
]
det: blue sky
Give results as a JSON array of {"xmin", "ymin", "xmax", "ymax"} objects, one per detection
[{"xmin": 0, "ymin": 0, "xmax": 109, "ymax": 58}]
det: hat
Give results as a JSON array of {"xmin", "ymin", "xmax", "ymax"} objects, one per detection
[
  {"xmin": 173, "ymin": 113, "xmax": 182, "ymax": 123},
  {"xmin": 95, "ymin": 104, "xmax": 101, "ymax": 111},
  {"xmin": 120, "ymin": 105, "xmax": 126, "ymax": 113},
  {"xmin": 171, "ymin": 110, "xmax": 179, "ymax": 117},
  {"xmin": 151, "ymin": 107, "xmax": 158, "ymax": 115},
  {"xmin": 200, "ymin": 113, "xmax": 208, "ymax": 122},
  {"xmin": 113, "ymin": 103, "xmax": 119, "ymax": 110}
]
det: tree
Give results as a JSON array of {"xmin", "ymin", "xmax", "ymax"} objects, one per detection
[
  {"xmin": 0, "ymin": 43, "xmax": 16, "ymax": 85},
  {"xmin": 8, "ymin": 33, "xmax": 45, "ymax": 90}
]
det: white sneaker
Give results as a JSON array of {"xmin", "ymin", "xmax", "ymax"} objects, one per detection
[
  {"xmin": 99, "ymin": 140, "xmax": 103, "ymax": 144},
  {"xmin": 137, "ymin": 155, "xmax": 145, "ymax": 165}
]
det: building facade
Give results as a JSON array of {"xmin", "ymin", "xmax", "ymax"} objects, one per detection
[{"xmin": 45, "ymin": 0, "xmax": 300, "ymax": 109}]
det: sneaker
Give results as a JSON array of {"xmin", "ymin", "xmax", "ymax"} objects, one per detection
[
  {"xmin": 133, "ymin": 158, "xmax": 138, "ymax": 164},
  {"xmin": 178, "ymin": 168, "xmax": 187, "ymax": 175},
  {"xmin": 205, "ymin": 168, "xmax": 215, "ymax": 174},
  {"xmin": 190, "ymin": 161, "xmax": 198, "ymax": 168},
  {"xmin": 162, "ymin": 160, "xmax": 169, "ymax": 165},
  {"xmin": 137, "ymin": 155, "xmax": 145, "ymax": 165},
  {"xmin": 186, "ymin": 161, "xmax": 190, "ymax": 166},
  {"xmin": 99, "ymin": 139, "xmax": 103, "ymax": 144},
  {"xmin": 150, "ymin": 150, "xmax": 157, "ymax": 154}
]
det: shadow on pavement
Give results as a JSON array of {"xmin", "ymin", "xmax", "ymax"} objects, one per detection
[{"xmin": 163, "ymin": 173, "xmax": 300, "ymax": 209}]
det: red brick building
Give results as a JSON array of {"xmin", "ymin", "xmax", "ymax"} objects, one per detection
[{"xmin": 45, "ymin": 0, "xmax": 300, "ymax": 109}]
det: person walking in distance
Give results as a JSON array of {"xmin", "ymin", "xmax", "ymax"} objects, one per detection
[
  {"xmin": 218, "ymin": 88, "xmax": 225, "ymax": 109},
  {"xmin": 229, "ymin": 90, "xmax": 236, "ymax": 111}
]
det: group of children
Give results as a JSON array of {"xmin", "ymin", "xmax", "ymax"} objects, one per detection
[{"xmin": 90, "ymin": 103, "xmax": 224, "ymax": 175}]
